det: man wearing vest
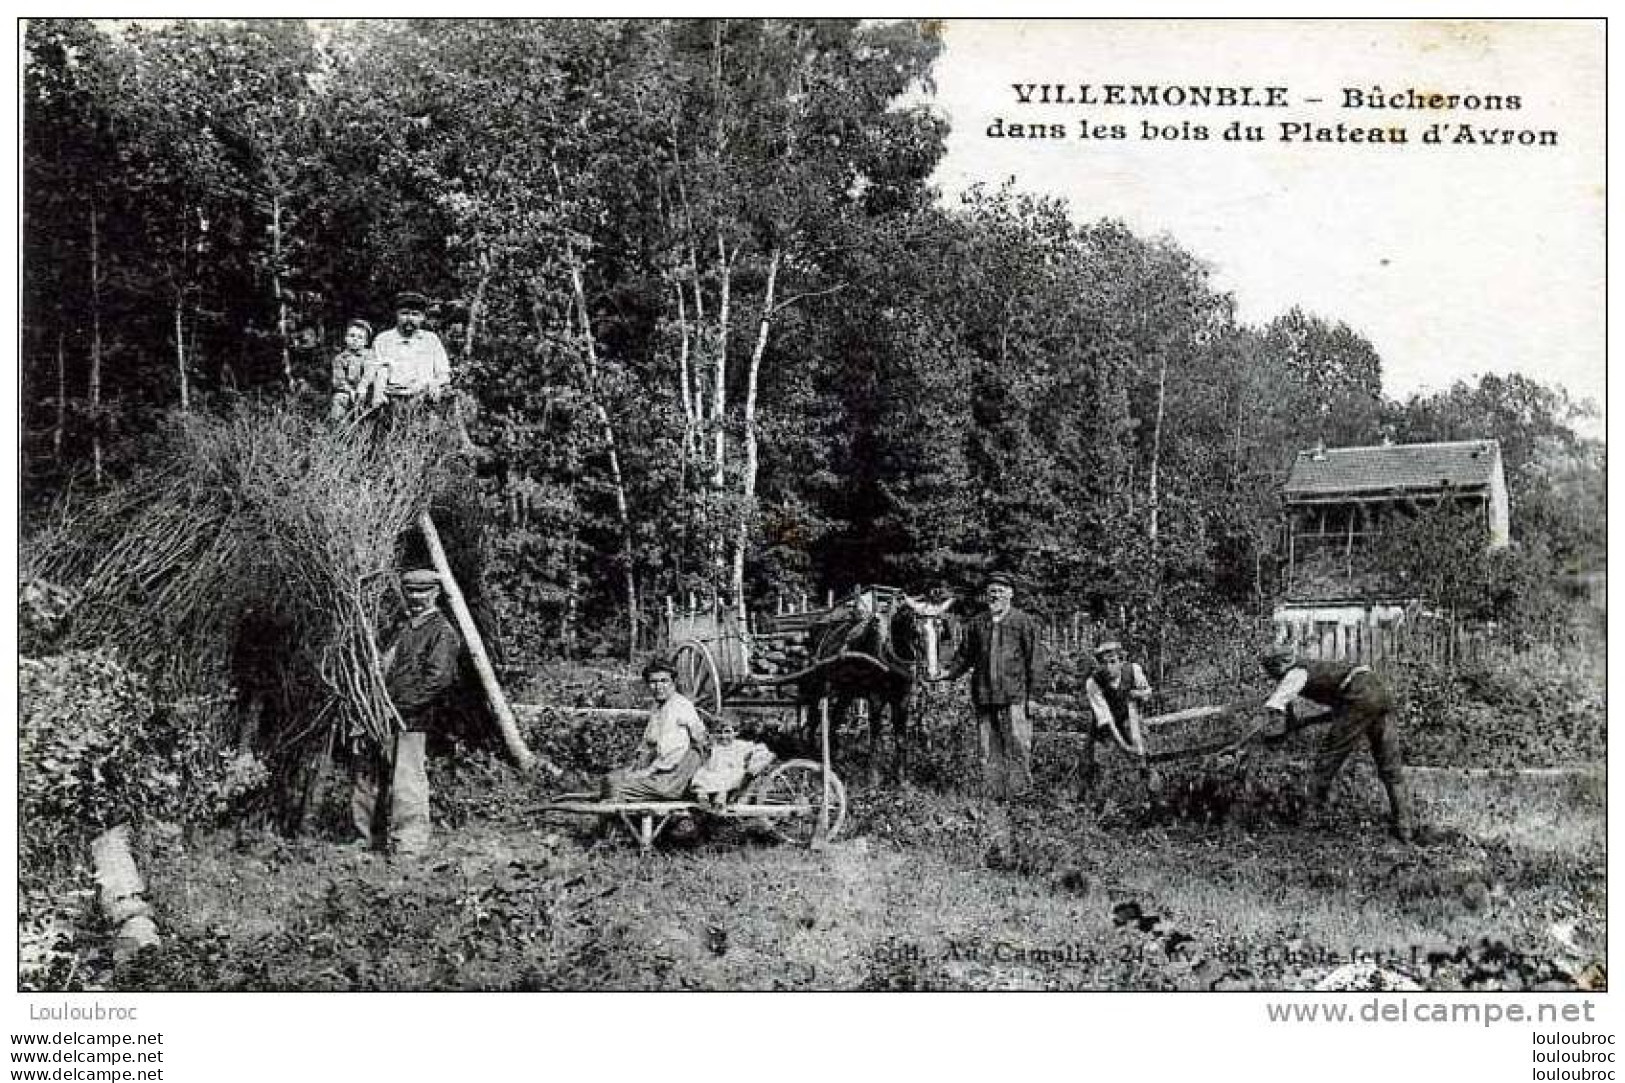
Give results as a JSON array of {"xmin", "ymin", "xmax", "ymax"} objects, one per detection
[
  {"xmin": 1258, "ymin": 644, "xmax": 1414, "ymax": 842},
  {"xmin": 942, "ymin": 571, "xmax": 1047, "ymax": 802},
  {"xmin": 1081, "ymin": 639, "xmax": 1154, "ymax": 793}
]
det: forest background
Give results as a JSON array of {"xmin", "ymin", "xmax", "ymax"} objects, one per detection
[{"xmin": 20, "ymin": 18, "xmax": 1606, "ymax": 669}]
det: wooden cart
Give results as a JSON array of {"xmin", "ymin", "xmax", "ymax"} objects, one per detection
[
  {"xmin": 540, "ymin": 755, "xmax": 847, "ymax": 852},
  {"xmin": 634, "ymin": 589, "xmax": 916, "ymax": 847},
  {"xmin": 664, "ymin": 589, "xmax": 919, "ymax": 723}
]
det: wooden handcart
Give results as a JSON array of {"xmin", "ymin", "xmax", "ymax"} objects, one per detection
[{"xmin": 540, "ymin": 755, "xmax": 848, "ymax": 852}]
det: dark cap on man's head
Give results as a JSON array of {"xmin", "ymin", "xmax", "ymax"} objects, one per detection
[
  {"xmin": 401, "ymin": 568, "xmax": 442, "ymax": 590},
  {"xmin": 986, "ymin": 570, "xmax": 1015, "ymax": 590},
  {"xmin": 1260, "ymin": 644, "xmax": 1297, "ymax": 667},
  {"xmin": 394, "ymin": 291, "xmax": 429, "ymax": 312},
  {"xmin": 642, "ymin": 656, "xmax": 677, "ymax": 682}
]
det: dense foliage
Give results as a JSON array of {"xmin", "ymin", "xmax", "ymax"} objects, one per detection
[
  {"xmin": 23, "ymin": 19, "xmax": 1603, "ymax": 666},
  {"xmin": 19, "ymin": 651, "xmax": 266, "ymax": 885}
]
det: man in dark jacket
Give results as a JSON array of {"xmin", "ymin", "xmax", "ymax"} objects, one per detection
[
  {"xmin": 942, "ymin": 571, "xmax": 1048, "ymax": 800},
  {"xmin": 352, "ymin": 568, "xmax": 463, "ymax": 855},
  {"xmin": 1258, "ymin": 644, "xmax": 1414, "ymax": 841}
]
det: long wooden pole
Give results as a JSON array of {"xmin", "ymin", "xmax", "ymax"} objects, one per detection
[
  {"xmin": 818, "ymin": 695, "xmax": 832, "ymax": 843},
  {"xmin": 418, "ymin": 511, "xmax": 556, "ymax": 776}
]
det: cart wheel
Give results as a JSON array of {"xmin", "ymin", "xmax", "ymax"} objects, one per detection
[
  {"xmin": 672, "ymin": 640, "xmax": 723, "ymax": 718},
  {"xmin": 744, "ymin": 758, "xmax": 847, "ymax": 846}
]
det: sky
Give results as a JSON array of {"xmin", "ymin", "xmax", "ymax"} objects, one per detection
[{"xmin": 923, "ymin": 19, "xmax": 1605, "ymax": 429}]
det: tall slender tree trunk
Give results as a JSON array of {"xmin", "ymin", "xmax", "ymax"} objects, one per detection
[
  {"xmin": 675, "ymin": 280, "xmax": 696, "ymax": 455},
  {"xmin": 51, "ymin": 331, "xmax": 65, "ymax": 465},
  {"xmin": 562, "ymin": 504, "xmax": 579, "ymax": 662},
  {"xmin": 173, "ymin": 295, "xmax": 190, "ymax": 412},
  {"xmin": 1146, "ymin": 349, "xmax": 1171, "ymax": 663},
  {"xmin": 88, "ymin": 201, "xmax": 104, "ymax": 485},
  {"xmin": 562, "ymin": 266, "xmax": 641, "ymax": 660},
  {"xmin": 464, "ymin": 250, "xmax": 492, "ymax": 361},
  {"xmin": 270, "ymin": 190, "xmax": 292, "ymax": 392},
  {"xmin": 712, "ymin": 238, "xmax": 731, "ymax": 492},
  {"xmin": 732, "ymin": 246, "xmax": 781, "ymax": 623},
  {"xmin": 1147, "ymin": 351, "xmax": 1168, "ymax": 543},
  {"xmin": 544, "ymin": 148, "xmax": 642, "ymax": 656},
  {"xmin": 172, "ymin": 214, "xmax": 192, "ymax": 412},
  {"xmin": 674, "ymin": 280, "xmax": 697, "ymax": 594}
]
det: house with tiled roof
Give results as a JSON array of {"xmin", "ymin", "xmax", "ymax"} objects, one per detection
[{"xmin": 1276, "ymin": 438, "xmax": 1509, "ymax": 630}]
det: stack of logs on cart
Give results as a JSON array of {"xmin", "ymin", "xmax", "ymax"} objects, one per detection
[{"xmin": 664, "ymin": 596, "xmax": 844, "ymax": 718}]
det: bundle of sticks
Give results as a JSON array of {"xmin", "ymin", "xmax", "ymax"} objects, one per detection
[{"xmin": 27, "ymin": 403, "xmax": 471, "ymax": 758}]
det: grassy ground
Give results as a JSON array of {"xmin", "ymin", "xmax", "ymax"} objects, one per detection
[
  {"xmin": 54, "ymin": 744, "xmax": 1602, "ymax": 993},
  {"xmin": 28, "ymin": 657, "xmax": 1604, "ymax": 993}
]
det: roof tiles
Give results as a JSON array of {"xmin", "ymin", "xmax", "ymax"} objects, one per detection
[{"xmin": 1284, "ymin": 439, "xmax": 1501, "ymax": 498}]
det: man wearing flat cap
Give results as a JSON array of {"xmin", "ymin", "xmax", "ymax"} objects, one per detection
[
  {"xmin": 1257, "ymin": 644, "xmax": 1414, "ymax": 842},
  {"xmin": 352, "ymin": 568, "xmax": 463, "ymax": 855},
  {"xmin": 941, "ymin": 571, "xmax": 1047, "ymax": 801},
  {"xmin": 371, "ymin": 290, "xmax": 452, "ymax": 404},
  {"xmin": 1080, "ymin": 638, "xmax": 1154, "ymax": 793}
]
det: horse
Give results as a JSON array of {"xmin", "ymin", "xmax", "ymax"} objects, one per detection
[{"xmin": 798, "ymin": 587, "xmax": 959, "ymax": 787}]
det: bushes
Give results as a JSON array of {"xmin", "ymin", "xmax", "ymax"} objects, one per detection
[
  {"xmin": 19, "ymin": 649, "xmax": 268, "ymax": 887},
  {"xmin": 1394, "ymin": 649, "xmax": 1605, "ymax": 769}
]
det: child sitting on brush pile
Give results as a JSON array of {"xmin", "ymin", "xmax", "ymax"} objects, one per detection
[
  {"xmin": 689, "ymin": 717, "xmax": 775, "ymax": 806},
  {"xmin": 328, "ymin": 318, "xmax": 386, "ymax": 421}
]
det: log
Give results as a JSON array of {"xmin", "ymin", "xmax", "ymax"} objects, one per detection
[
  {"xmin": 418, "ymin": 511, "xmax": 558, "ymax": 777},
  {"xmin": 515, "ymin": 705, "xmax": 647, "ymax": 721},
  {"xmin": 1030, "ymin": 702, "xmax": 1088, "ymax": 723},
  {"xmin": 90, "ymin": 825, "xmax": 160, "ymax": 959}
]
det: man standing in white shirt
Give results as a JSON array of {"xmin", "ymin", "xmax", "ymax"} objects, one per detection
[
  {"xmin": 371, "ymin": 290, "xmax": 451, "ymax": 404},
  {"xmin": 604, "ymin": 657, "xmax": 710, "ymax": 801}
]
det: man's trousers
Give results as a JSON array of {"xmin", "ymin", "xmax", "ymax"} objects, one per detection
[
  {"xmin": 976, "ymin": 702, "xmax": 1033, "ymax": 801},
  {"xmin": 351, "ymin": 731, "xmax": 431, "ymax": 854}
]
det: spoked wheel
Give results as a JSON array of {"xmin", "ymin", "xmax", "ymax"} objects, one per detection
[
  {"xmin": 744, "ymin": 758, "xmax": 847, "ymax": 846},
  {"xmin": 672, "ymin": 640, "xmax": 723, "ymax": 719}
]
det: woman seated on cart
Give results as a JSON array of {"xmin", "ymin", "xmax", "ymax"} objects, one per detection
[{"xmin": 602, "ymin": 657, "xmax": 710, "ymax": 802}]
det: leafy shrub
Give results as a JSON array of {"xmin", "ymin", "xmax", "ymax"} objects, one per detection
[
  {"xmin": 19, "ymin": 650, "xmax": 269, "ymax": 885},
  {"xmin": 1393, "ymin": 650, "xmax": 1604, "ymax": 769}
]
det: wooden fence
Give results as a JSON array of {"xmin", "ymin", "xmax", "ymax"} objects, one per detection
[
  {"xmin": 1277, "ymin": 618, "xmax": 1497, "ymax": 669},
  {"xmin": 656, "ymin": 594, "xmax": 1585, "ymax": 688}
]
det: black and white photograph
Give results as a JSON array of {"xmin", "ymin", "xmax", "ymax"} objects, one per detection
[{"xmin": 10, "ymin": 13, "xmax": 1610, "ymax": 1074}]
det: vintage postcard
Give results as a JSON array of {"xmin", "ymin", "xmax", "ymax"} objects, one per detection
[{"xmin": 11, "ymin": 15, "xmax": 1609, "ymax": 1080}]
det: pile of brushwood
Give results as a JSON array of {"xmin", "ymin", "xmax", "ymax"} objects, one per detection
[{"xmin": 24, "ymin": 401, "xmax": 485, "ymax": 829}]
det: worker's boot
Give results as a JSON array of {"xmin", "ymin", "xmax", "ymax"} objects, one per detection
[{"xmin": 1383, "ymin": 772, "xmax": 1415, "ymax": 844}]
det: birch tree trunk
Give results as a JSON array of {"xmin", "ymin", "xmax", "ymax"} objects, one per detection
[
  {"xmin": 562, "ymin": 265, "xmax": 641, "ymax": 660},
  {"xmin": 172, "ymin": 213, "xmax": 191, "ymax": 412},
  {"xmin": 731, "ymin": 246, "xmax": 781, "ymax": 623},
  {"xmin": 1147, "ymin": 350, "xmax": 1168, "ymax": 543},
  {"xmin": 52, "ymin": 331, "xmax": 65, "ymax": 465},
  {"xmin": 270, "ymin": 189, "xmax": 292, "ymax": 392},
  {"xmin": 173, "ymin": 293, "xmax": 189, "ymax": 412},
  {"xmin": 464, "ymin": 250, "xmax": 491, "ymax": 361},
  {"xmin": 712, "ymin": 237, "xmax": 731, "ymax": 493},
  {"xmin": 88, "ymin": 201, "xmax": 104, "ymax": 485}
]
